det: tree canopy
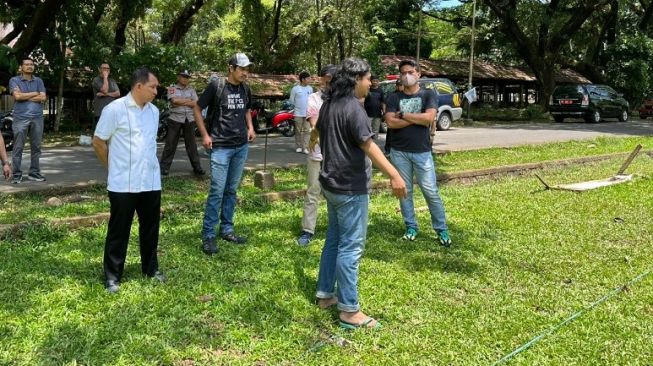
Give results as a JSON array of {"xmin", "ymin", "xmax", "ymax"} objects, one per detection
[{"xmin": 0, "ymin": 0, "xmax": 651, "ymax": 106}]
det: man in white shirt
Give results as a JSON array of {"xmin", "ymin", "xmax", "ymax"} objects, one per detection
[
  {"xmin": 289, "ymin": 71, "xmax": 313, "ymax": 153},
  {"xmin": 92, "ymin": 67, "xmax": 166, "ymax": 294}
]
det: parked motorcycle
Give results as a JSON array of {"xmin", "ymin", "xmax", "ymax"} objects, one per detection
[
  {"xmin": 157, "ymin": 100, "xmax": 296, "ymax": 141},
  {"xmin": 251, "ymin": 100, "xmax": 295, "ymax": 137},
  {"xmin": 1, "ymin": 110, "xmax": 13, "ymax": 151},
  {"xmin": 157, "ymin": 110, "xmax": 170, "ymax": 142}
]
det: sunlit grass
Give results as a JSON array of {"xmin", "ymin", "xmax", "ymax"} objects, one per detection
[{"xmin": 1, "ymin": 153, "xmax": 652, "ymax": 365}]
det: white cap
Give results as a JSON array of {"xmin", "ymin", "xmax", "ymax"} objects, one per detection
[{"xmin": 228, "ymin": 53, "xmax": 253, "ymax": 68}]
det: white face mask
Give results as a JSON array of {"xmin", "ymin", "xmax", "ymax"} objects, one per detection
[{"xmin": 401, "ymin": 73, "xmax": 418, "ymax": 87}]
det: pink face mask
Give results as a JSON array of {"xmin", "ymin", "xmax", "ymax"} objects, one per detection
[{"xmin": 401, "ymin": 73, "xmax": 418, "ymax": 87}]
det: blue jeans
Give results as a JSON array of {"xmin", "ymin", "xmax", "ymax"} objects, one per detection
[
  {"xmin": 12, "ymin": 115, "xmax": 43, "ymax": 176},
  {"xmin": 390, "ymin": 150, "xmax": 448, "ymax": 232},
  {"xmin": 316, "ymin": 189, "xmax": 369, "ymax": 312},
  {"xmin": 202, "ymin": 145, "xmax": 248, "ymax": 239}
]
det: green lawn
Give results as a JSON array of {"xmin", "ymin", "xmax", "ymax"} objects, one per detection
[
  {"xmin": 1, "ymin": 150, "xmax": 652, "ymax": 365},
  {"xmin": 2, "ymin": 136, "xmax": 650, "ymax": 226}
]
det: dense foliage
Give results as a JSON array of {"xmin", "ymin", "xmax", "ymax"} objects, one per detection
[{"xmin": 0, "ymin": 0, "xmax": 652, "ymax": 106}]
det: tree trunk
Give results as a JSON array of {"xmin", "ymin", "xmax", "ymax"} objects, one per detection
[
  {"xmin": 337, "ymin": 31, "xmax": 345, "ymax": 62},
  {"xmin": 11, "ymin": 0, "xmax": 66, "ymax": 60},
  {"xmin": 160, "ymin": 0, "xmax": 206, "ymax": 45},
  {"xmin": 54, "ymin": 35, "xmax": 65, "ymax": 133},
  {"xmin": 640, "ymin": 0, "xmax": 653, "ymax": 32},
  {"xmin": 534, "ymin": 65, "xmax": 556, "ymax": 109}
]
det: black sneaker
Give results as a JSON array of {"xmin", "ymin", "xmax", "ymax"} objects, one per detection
[
  {"xmin": 202, "ymin": 237, "xmax": 218, "ymax": 255},
  {"xmin": 11, "ymin": 175, "xmax": 22, "ymax": 184},
  {"xmin": 27, "ymin": 172, "xmax": 46, "ymax": 182},
  {"xmin": 220, "ymin": 232, "xmax": 247, "ymax": 244},
  {"xmin": 193, "ymin": 168, "xmax": 206, "ymax": 176},
  {"xmin": 161, "ymin": 169, "xmax": 169, "ymax": 176}
]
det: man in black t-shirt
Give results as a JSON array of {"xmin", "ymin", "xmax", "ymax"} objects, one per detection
[
  {"xmin": 193, "ymin": 53, "xmax": 257, "ymax": 255},
  {"xmin": 384, "ymin": 59, "xmax": 452, "ymax": 247},
  {"xmin": 363, "ymin": 75, "xmax": 384, "ymax": 139},
  {"xmin": 315, "ymin": 58, "xmax": 406, "ymax": 330}
]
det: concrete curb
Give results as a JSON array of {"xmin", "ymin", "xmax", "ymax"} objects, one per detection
[{"xmin": 2, "ymin": 150, "xmax": 651, "ymax": 237}]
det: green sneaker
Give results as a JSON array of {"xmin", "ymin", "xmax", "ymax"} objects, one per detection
[
  {"xmin": 402, "ymin": 227, "xmax": 418, "ymax": 241},
  {"xmin": 437, "ymin": 229, "xmax": 452, "ymax": 247}
]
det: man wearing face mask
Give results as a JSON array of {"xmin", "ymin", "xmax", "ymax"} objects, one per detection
[{"xmin": 384, "ymin": 59, "xmax": 452, "ymax": 247}]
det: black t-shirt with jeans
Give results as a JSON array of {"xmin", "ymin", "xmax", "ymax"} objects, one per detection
[
  {"xmin": 197, "ymin": 81, "xmax": 252, "ymax": 147},
  {"xmin": 385, "ymin": 89, "xmax": 437, "ymax": 153},
  {"xmin": 317, "ymin": 96, "xmax": 374, "ymax": 195}
]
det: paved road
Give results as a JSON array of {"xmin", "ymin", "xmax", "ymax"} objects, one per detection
[
  {"xmin": 2, "ymin": 119, "xmax": 651, "ymax": 194},
  {"xmin": 433, "ymin": 119, "xmax": 653, "ymax": 151}
]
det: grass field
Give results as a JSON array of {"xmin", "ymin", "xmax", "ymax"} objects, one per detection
[{"xmin": 1, "ymin": 141, "xmax": 652, "ymax": 365}]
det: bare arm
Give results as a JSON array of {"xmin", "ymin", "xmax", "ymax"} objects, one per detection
[
  {"xmin": 12, "ymin": 88, "xmax": 39, "ymax": 101},
  {"xmin": 92, "ymin": 136, "xmax": 109, "ymax": 168},
  {"xmin": 192, "ymin": 104, "xmax": 212, "ymax": 149},
  {"xmin": 170, "ymin": 98, "xmax": 196, "ymax": 107},
  {"xmin": 403, "ymin": 108, "xmax": 435, "ymax": 127},
  {"xmin": 385, "ymin": 111, "xmax": 413, "ymax": 129},
  {"xmin": 0, "ymin": 134, "xmax": 10, "ymax": 179},
  {"xmin": 100, "ymin": 75, "xmax": 110, "ymax": 94},
  {"xmin": 246, "ymin": 108, "xmax": 256, "ymax": 141},
  {"xmin": 28, "ymin": 92, "xmax": 46, "ymax": 102},
  {"xmin": 359, "ymin": 138, "xmax": 407, "ymax": 199},
  {"xmin": 107, "ymin": 90, "xmax": 120, "ymax": 98}
]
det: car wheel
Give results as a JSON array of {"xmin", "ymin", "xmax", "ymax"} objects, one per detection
[
  {"xmin": 586, "ymin": 110, "xmax": 601, "ymax": 123},
  {"xmin": 436, "ymin": 112, "xmax": 452, "ymax": 131},
  {"xmin": 554, "ymin": 116, "xmax": 564, "ymax": 123},
  {"xmin": 618, "ymin": 110, "xmax": 628, "ymax": 122}
]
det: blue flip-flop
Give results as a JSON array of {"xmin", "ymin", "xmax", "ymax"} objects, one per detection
[{"xmin": 339, "ymin": 317, "xmax": 382, "ymax": 330}]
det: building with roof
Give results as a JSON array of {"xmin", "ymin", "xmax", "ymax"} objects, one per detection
[{"xmin": 380, "ymin": 55, "xmax": 592, "ymax": 107}]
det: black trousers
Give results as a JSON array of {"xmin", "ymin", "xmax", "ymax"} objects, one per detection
[
  {"xmin": 159, "ymin": 119, "xmax": 201, "ymax": 172},
  {"xmin": 104, "ymin": 190, "xmax": 161, "ymax": 282}
]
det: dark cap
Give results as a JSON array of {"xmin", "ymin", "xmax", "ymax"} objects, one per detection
[
  {"xmin": 178, "ymin": 70, "xmax": 191, "ymax": 77},
  {"xmin": 228, "ymin": 53, "xmax": 253, "ymax": 68},
  {"xmin": 319, "ymin": 64, "xmax": 337, "ymax": 77}
]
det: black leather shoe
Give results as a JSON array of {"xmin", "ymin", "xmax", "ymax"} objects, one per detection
[
  {"xmin": 193, "ymin": 168, "xmax": 206, "ymax": 176},
  {"xmin": 105, "ymin": 280, "xmax": 120, "ymax": 294},
  {"xmin": 202, "ymin": 237, "xmax": 219, "ymax": 255},
  {"xmin": 220, "ymin": 232, "xmax": 247, "ymax": 244},
  {"xmin": 149, "ymin": 271, "xmax": 167, "ymax": 283},
  {"xmin": 161, "ymin": 169, "xmax": 169, "ymax": 176}
]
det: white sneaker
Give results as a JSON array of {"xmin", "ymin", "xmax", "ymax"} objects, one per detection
[
  {"xmin": 295, "ymin": 148, "xmax": 303, "ymax": 153},
  {"xmin": 302, "ymin": 148, "xmax": 309, "ymax": 154}
]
